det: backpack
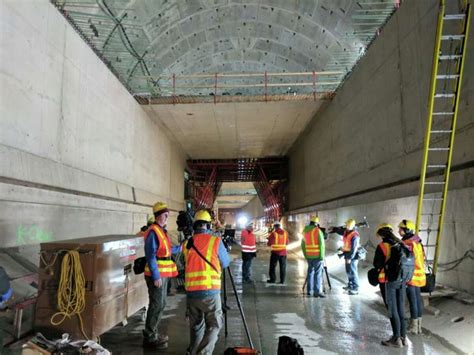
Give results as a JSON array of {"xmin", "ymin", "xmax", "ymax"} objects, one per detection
[{"xmin": 385, "ymin": 242, "xmax": 415, "ymax": 283}]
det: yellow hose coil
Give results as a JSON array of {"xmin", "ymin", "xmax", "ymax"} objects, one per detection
[{"xmin": 50, "ymin": 250, "xmax": 88, "ymax": 339}]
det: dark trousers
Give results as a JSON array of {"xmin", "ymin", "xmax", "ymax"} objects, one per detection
[
  {"xmin": 143, "ymin": 276, "xmax": 169, "ymax": 342},
  {"xmin": 344, "ymin": 259, "xmax": 359, "ymax": 290},
  {"xmin": 386, "ymin": 281, "xmax": 406, "ymax": 338},
  {"xmin": 269, "ymin": 253, "xmax": 287, "ymax": 283},
  {"xmin": 242, "ymin": 252, "xmax": 255, "ymax": 281},
  {"xmin": 406, "ymin": 285, "xmax": 423, "ymax": 318}
]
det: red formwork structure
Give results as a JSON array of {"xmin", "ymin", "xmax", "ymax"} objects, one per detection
[{"xmin": 187, "ymin": 158, "xmax": 288, "ymax": 220}]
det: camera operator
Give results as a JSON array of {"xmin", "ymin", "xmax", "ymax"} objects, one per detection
[{"xmin": 183, "ymin": 210, "xmax": 230, "ymax": 355}]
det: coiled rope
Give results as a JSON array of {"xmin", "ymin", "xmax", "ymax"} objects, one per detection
[{"xmin": 50, "ymin": 250, "xmax": 88, "ymax": 340}]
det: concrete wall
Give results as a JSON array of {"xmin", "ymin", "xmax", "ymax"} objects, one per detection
[
  {"xmin": 0, "ymin": 1, "xmax": 186, "ymax": 258},
  {"xmin": 287, "ymin": 0, "xmax": 474, "ymax": 293}
]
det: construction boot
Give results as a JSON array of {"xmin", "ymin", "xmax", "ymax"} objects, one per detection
[
  {"xmin": 418, "ymin": 318, "xmax": 423, "ymax": 335},
  {"xmin": 407, "ymin": 318, "xmax": 418, "ymax": 335},
  {"xmin": 381, "ymin": 336, "xmax": 403, "ymax": 348},
  {"xmin": 401, "ymin": 336, "xmax": 409, "ymax": 347}
]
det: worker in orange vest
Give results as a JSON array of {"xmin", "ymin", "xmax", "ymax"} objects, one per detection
[
  {"xmin": 241, "ymin": 222, "xmax": 257, "ymax": 284},
  {"xmin": 332, "ymin": 219, "xmax": 360, "ymax": 295},
  {"xmin": 399, "ymin": 219, "xmax": 426, "ymax": 335},
  {"xmin": 267, "ymin": 220, "xmax": 289, "ymax": 284},
  {"xmin": 183, "ymin": 210, "xmax": 230, "ymax": 355},
  {"xmin": 136, "ymin": 216, "xmax": 155, "ymax": 237},
  {"xmin": 301, "ymin": 216, "xmax": 326, "ymax": 298},
  {"xmin": 142, "ymin": 202, "xmax": 179, "ymax": 350},
  {"xmin": 373, "ymin": 224, "xmax": 399, "ymax": 305}
]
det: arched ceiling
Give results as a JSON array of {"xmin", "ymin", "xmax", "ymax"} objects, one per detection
[{"xmin": 52, "ymin": 0, "xmax": 398, "ymax": 97}]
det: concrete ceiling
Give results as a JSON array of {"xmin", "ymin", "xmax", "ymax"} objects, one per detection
[
  {"xmin": 53, "ymin": 0, "xmax": 398, "ymax": 97},
  {"xmin": 144, "ymin": 100, "xmax": 323, "ymax": 158},
  {"xmin": 216, "ymin": 182, "xmax": 257, "ymax": 209}
]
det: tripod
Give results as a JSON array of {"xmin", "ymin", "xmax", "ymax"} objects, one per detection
[
  {"xmin": 222, "ymin": 267, "xmax": 254, "ymax": 349},
  {"xmin": 302, "ymin": 258, "xmax": 332, "ymax": 294}
]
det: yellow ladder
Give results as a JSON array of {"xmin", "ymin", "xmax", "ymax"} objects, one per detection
[{"xmin": 415, "ymin": 0, "xmax": 471, "ymax": 275}]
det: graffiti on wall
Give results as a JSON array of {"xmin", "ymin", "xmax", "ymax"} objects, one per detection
[{"xmin": 17, "ymin": 225, "xmax": 53, "ymax": 245}]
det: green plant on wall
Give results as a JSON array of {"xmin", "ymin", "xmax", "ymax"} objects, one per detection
[{"xmin": 17, "ymin": 225, "xmax": 53, "ymax": 246}]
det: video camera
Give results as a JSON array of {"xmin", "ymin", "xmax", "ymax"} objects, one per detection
[
  {"xmin": 221, "ymin": 225, "xmax": 235, "ymax": 251},
  {"xmin": 176, "ymin": 210, "xmax": 193, "ymax": 241}
]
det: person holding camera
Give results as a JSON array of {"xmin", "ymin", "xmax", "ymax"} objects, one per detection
[
  {"xmin": 142, "ymin": 202, "xmax": 179, "ymax": 350},
  {"xmin": 399, "ymin": 219, "xmax": 426, "ymax": 335},
  {"xmin": 267, "ymin": 220, "xmax": 289, "ymax": 284},
  {"xmin": 183, "ymin": 210, "xmax": 230, "ymax": 355},
  {"xmin": 301, "ymin": 216, "xmax": 326, "ymax": 298},
  {"xmin": 332, "ymin": 219, "xmax": 360, "ymax": 295},
  {"xmin": 241, "ymin": 222, "xmax": 257, "ymax": 284}
]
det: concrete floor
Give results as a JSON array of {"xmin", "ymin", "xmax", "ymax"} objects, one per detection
[{"xmin": 100, "ymin": 247, "xmax": 460, "ymax": 355}]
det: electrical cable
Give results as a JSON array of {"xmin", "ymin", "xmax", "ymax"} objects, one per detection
[
  {"xmin": 437, "ymin": 249, "xmax": 474, "ymax": 272},
  {"xmin": 50, "ymin": 250, "xmax": 88, "ymax": 340}
]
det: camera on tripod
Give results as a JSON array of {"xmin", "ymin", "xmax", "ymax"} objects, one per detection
[{"xmin": 221, "ymin": 224, "xmax": 236, "ymax": 251}]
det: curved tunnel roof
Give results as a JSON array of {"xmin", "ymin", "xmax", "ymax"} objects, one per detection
[{"xmin": 54, "ymin": 0, "xmax": 398, "ymax": 97}]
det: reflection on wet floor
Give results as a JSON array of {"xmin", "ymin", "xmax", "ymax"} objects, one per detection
[{"xmin": 101, "ymin": 249, "xmax": 457, "ymax": 354}]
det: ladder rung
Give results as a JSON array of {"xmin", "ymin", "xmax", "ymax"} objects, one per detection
[
  {"xmin": 423, "ymin": 198, "xmax": 443, "ymax": 201},
  {"xmin": 424, "ymin": 244, "xmax": 438, "ymax": 247},
  {"xmin": 419, "ymin": 229, "xmax": 439, "ymax": 232},
  {"xmin": 428, "ymin": 147, "xmax": 450, "ymax": 151},
  {"xmin": 441, "ymin": 34, "xmax": 465, "ymax": 40},
  {"xmin": 427, "ymin": 164, "xmax": 447, "ymax": 168},
  {"xmin": 434, "ymin": 93, "xmax": 455, "ymax": 98},
  {"xmin": 439, "ymin": 54, "xmax": 462, "ymax": 60},
  {"xmin": 432, "ymin": 112, "xmax": 454, "ymax": 116},
  {"xmin": 421, "ymin": 213, "xmax": 441, "ymax": 216},
  {"xmin": 443, "ymin": 14, "xmax": 466, "ymax": 20},
  {"xmin": 436, "ymin": 75, "xmax": 460, "ymax": 79},
  {"xmin": 425, "ymin": 182, "xmax": 446, "ymax": 185},
  {"xmin": 426, "ymin": 259, "xmax": 434, "ymax": 263},
  {"xmin": 431, "ymin": 130, "xmax": 452, "ymax": 133}
]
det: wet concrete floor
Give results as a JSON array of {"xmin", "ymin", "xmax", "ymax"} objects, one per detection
[{"xmin": 101, "ymin": 248, "xmax": 459, "ymax": 354}]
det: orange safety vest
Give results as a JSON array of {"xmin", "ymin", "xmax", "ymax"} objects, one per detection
[
  {"xmin": 144, "ymin": 224, "xmax": 178, "ymax": 278},
  {"xmin": 403, "ymin": 238, "xmax": 426, "ymax": 287},
  {"xmin": 303, "ymin": 227, "xmax": 321, "ymax": 257},
  {"xmin": 183, "ymin": 233, "xmax": 222, "ymax": 292},
  {"xmin": 271, "ymin": 230, "xmax": 288, "ymax": 252},
  {"xmin": 342, "ymin": 230, "xmax": 359, "ymax": 252},
  {"xmin": 378, "ymin": 242, "xmax": 391, "ymax": 283}
]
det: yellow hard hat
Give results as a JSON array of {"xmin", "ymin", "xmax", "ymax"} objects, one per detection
[
  {"xmin": 345, "ymin": 219, "xmax": 356, "ymax": 230},
  {"xmin": 147, "ymin": 216, "xmax": 155, "ymax": 225},
  {"xmin": 310, "ymin": 216, "xmax": 320, "ymax": 223},
  {"xmin": 376, "ymin": 223, "xmax": 393, "ymax": 235},
  {"xmin": 398, "ymin": 219, "xmax": 415, "ymax": 232},
  {"xmin": 195, "ymin": 210, "xmax": 212, "ymax": 223},
  {"xmin": 152, "ymin": 201, "xmax": 168, "ymax": 214}
]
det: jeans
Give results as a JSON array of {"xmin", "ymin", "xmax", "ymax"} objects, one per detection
[
  {"xmin": 386, "ymin": 281, "xmax": 406, "ymax": 338},
  {"xmin": 406, "ymin": 285, "xmax": 423, "ymax": 318},
  {"xmin": 306, "ymin": 259, "xmax": 323, "ymax": 295},
  {"xmin": 186, "ymin": 293, "xmax": 223, "ymax": 355},
  {"xmin": 344, "ymin": 259, "xmax": 359, "ymax": 290},
  {"xmin": 143, "ymin": 276, "xmax": 169, "ymax": 342},
  {"xmin": 269, "ymin": 253, "xmax": 287, "ymax": 283},
  {"xmin": 242, "ymin": 252, "xmax": 255, "ymax": 282},
  {"xmin": 380, "ymin": 282, "xmax": 387, "ymax": 306}
]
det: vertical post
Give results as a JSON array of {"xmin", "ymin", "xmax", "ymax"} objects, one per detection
[
  {"xmin": 312, "ymin": 71, "xmax": 317, "ymax": 101},
  {"xmin": 214, "ymin": 73, "xmax": 218, "ymax": 104},
  {"xmin": 172, "ymin": 74, "xmax": 176, "ymax": 105},
  {"xmin": 264, "ymin": 71, "xmax": 268, "ymax": 102}
]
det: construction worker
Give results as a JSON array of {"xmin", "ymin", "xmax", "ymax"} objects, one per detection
[
  {"xmin": 241, "ymin": 222, "xmax": 257, "ymax": 284},
  {"xmin": 0, "ymin": 266, "xmax": 13, "ymax": 349},
  {"xmin": 332, "ymin": 219, "xmax": 360, "ymax": 295},
  {"xmin": 301, "ymin": 216, "xmax": 326, "ymax": 297},
  {"xmin": 136, "ymin": 216, "xmax": 155, "ymax": 237},
  {"xmin": 373, "ymin": 224, "xmax": 399, "ymax": 305},
  {"xmin": 267, "ymin": 220, "xmax": 289, "ymax": 284},
  {"xmin": 399, "ymin": 219, "xmax": 426, "ymax": 335},
  {"xmin": 183, "ymin": 210, "xmax": 230, "ymax": 355},
  {"xmin": 142, "ymin": 202, "xmax": 179, "ymax": 349},
  {"xmin": 377, "ymin": 224, "xmax": 409, "ymax": 348}
]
